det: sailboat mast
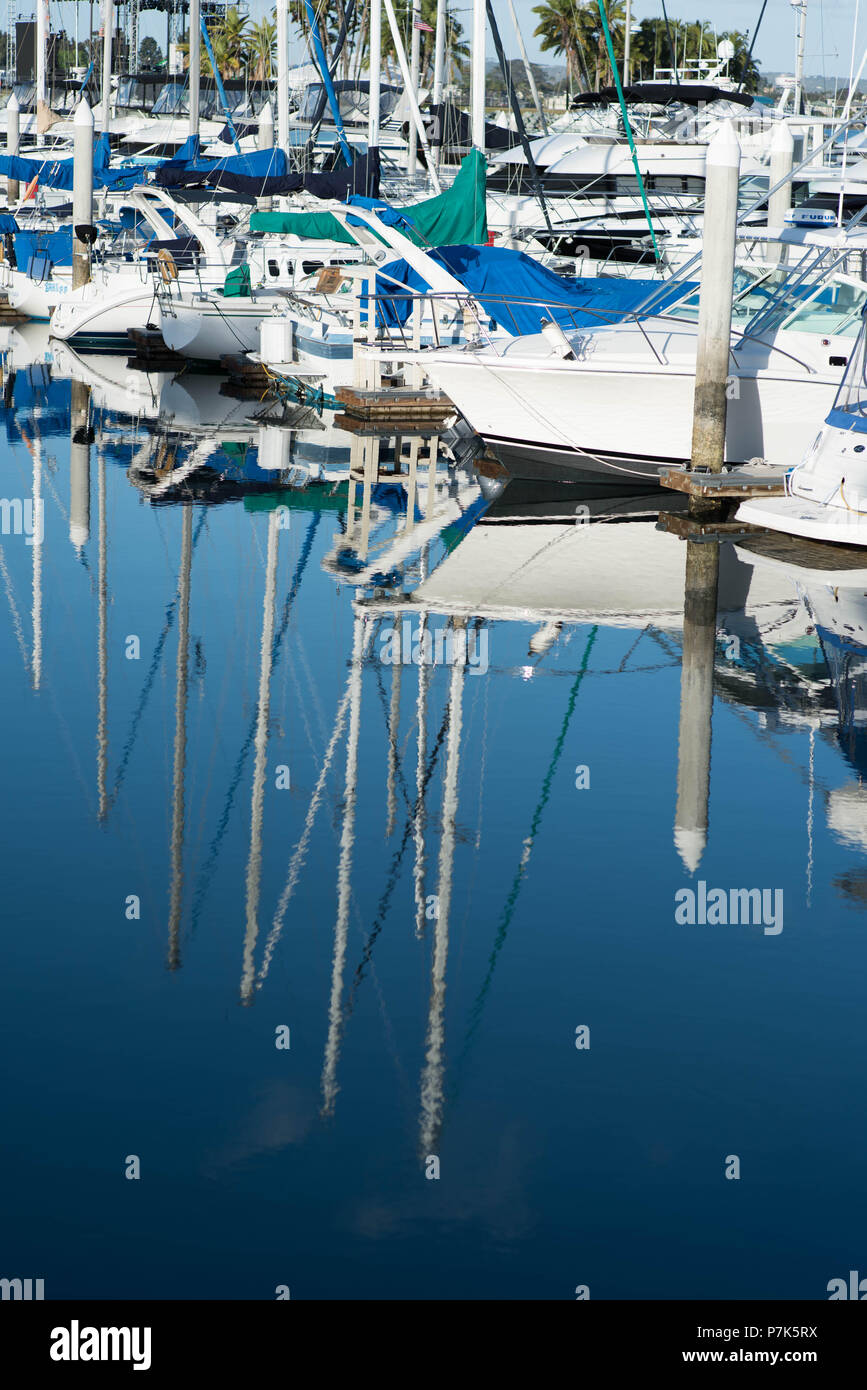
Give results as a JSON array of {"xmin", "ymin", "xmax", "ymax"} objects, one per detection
[
  {"xmin": 368, "ymin": 0, "xmax": 381, "ymax": 151},
  {"xmin": 101, "ymin": 0, "xmax": 113, "ymax": 132},
  {"xmin": 793, "ymin": 0, "xmax": 808, "ymax": 115},
  {"xmin": 189, "ymin": 0, "xmax": 201, "ymax": 139},
  {"xmin": 471, "ymin": 0, "xmax": 485, "ymax": 150},
  {"xmin": 36, "ymin": 0, "xmax": 48, "ymax": 107},
  {"xmin": 407, "ymin": 0, "xmax": 422, "ymax": 176}
]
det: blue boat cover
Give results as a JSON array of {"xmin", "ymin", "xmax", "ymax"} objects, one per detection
[
  {"xmin": 374, "ymin": 244, "xmax": 695, "ymax": 335},
  {"xmin": 155, "ymin": 141, "xmax": 380, "ymax": 199},
  {"xmin": 0, "ymin": 134, "xmax": 148, "ymax": 191},
  {"xmin": 12, "ymin": 226, "xmax": 73, "ymax": 268}
]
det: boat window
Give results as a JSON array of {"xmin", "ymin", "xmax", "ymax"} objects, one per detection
[
  {"xmin": 152, "ymin": 82, "xmax": 188, "ymax": 116},
  {"xmin": 267, "ymin": 259, "xmax": 279, "ymax": 277},
  {"xmin": 778, "ymin": 278, "xmax": 867, "ymax": 337},
  {"xmin": 672, "ymin": 267, "xmax": 774, "ymax": 323}
]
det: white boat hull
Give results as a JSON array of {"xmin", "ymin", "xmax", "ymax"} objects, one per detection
[
  {"xmin": 419, "ymin": 327, "xmax": 849, "ymax": 487},
  {"xmin": 159, "ymin": 294, "xmax": 277, "ymax": 360}
]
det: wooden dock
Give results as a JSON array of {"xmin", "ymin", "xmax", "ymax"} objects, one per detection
[
  {"xmin": 220, "ymin": 353, "xmax": 271, "ymax": 400},
  {"xmin": 126, "ymin": 328, "xmax": 186, "ymax": 372},
  {"xmin": 334, "ymin": 386, "xmax": 456, "ymax": 434},
  {"xmin": 661, "ymin": 465, "xmax": 787, "ymax": 499}
]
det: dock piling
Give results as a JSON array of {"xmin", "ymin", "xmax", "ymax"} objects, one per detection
[
  {"xmin": 72, "ymin": 99, "xmax": 94, "ymax": 290},
  {"xmin": 6, "ymin": 94, "xmax": 19, "ymax": 206},
  {"xmin": 690, "ymin": 122, "xmax": 741, "ymax": 496}
]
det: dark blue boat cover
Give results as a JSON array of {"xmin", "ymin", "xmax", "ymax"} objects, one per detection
[
  {"xmin": 0, "ymin": 134, "xmax": 148, "ymax": 191},
  {"xmin": 374, "ymin": 244, "xmax": 695, "ymax": 335},
  {"xmin": 155, "ymin": 142, "xmax": 380, "ymax": 199}
]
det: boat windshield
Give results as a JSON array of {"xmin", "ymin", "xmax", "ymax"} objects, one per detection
[
  {"xmin": 669, "ymin": 266, "xmax": 867, "ymax": 338},
  {"xmin": 152, "ymin": 82, "xmax": 188, "ymax": 116},
  {"xmin": 830, "ymin": 310, "xmax": 867, "ymax": 423},
  {"xmin": 669, "ymin": 267, "xmax": 776, "ymax": 322}
]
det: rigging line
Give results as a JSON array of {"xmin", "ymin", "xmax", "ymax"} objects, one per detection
[
  {"xmin": 451, "ymin": 623, "xmax": 600, "ymax": 1086},
  {"xmin": 189, "ymin": 509, "xmax": 322, "ymax": 933},
  {"xmin": 344, "ymin": 699, "xmax": 452, "ymax": 1012},
  {"xmin": 738, "ymin": 0, "xmax": 768, "ymax": 95},
  {"xmin": 597, "ymin": 0, "xmax": 661, "ymax": 262},
  {"xmin": 659, "ymin": 0, "xmax": 680, "ymax": 87},
  {"xmin": 106, "ymin": 508, "xmax": 208, "ymax": 812}
]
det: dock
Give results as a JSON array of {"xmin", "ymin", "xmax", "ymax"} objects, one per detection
[
  {"xmin": 126, "ymin": 328, "xmax": 186, "ymax": 372},
  {"xmin": 660, "ymin": 465, "xmax": 787, "ymax": 499},
  {"xmin": 334, "ymin": 386, "xmax": 456, "ymax": 435}
]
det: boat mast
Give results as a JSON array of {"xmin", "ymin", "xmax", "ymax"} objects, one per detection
[
  {"xmin": 101, "ymin": 0, "xmax": 113, "ymax": 132},
  {"xmin": 407, "ymin": 0, "xmax": 422, "ymax": 177},
  {"xmin": 188, "ymin": 0, "xmax": 200, "ymax": 140},
  {"xmin": 368, "ymin": 0, "xmax": 381, "ymax": 154},
  {"xmin": 276, "ymin": 0, "xmax": 289, "ymax": 152},
  {"xmin": 36, "ymin": 0, "xmax": 48, "ymax": 107},
  {"xmin": 506, "ymin": 0, "xmax": 548, "ymax": 135},
  {"xmin": 792, "ymin": 0, "xmax": 808, "ymax": 115},
  {"xmin": 471, "ymin": 0, "xmax": 485, "ymax": 151}
]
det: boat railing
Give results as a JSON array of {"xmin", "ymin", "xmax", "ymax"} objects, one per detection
[{"xmin": 360, "ymin": 287, "xmax": 823, "ymax": 376}]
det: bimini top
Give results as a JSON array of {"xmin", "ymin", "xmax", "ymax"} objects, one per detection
[{"xmin": 570, "ymin": 83, "xmax": 754, "ymax": 109}]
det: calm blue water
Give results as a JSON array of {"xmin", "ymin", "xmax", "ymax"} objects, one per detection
[{"xmin": 1, "ymin": 330, "xmax": 865, "ymax": 1300}]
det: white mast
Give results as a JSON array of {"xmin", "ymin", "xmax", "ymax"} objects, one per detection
[
  {"xmin": 36, "ymin": 0, "xmax": 48, "ymax": 107},
  {"xmin": 407, "ymin": 0, "xmax": 422, "ymax": 176},
  {"xmin": 368, "ymin": 0, "xmax": 381, "ymax": 150},
  {"xmin": 188, "ymin": 0, "xmax": 200, "ymax": 139},
  {"xmin": 101, "ymin": 0, "xmax": 113, "ymax": 132},
  {"xmin": 276, "ymin": 0, "xmax": 289, "ymax": 152},
  {"xmin": 471, "ymin": 0, "xmax": 485, "ymax": 151},
  {"xmin": 623, "ymin": 0, "xmax": 632, "ymax": 86},
  {"xmin": 382, "ymin": 0, "xmax": 441, "ymax": 191},
  {"xmin": 792, "ymin": 0, "xmax": 808, "ymax": 115},
  {"xmin": 432, "ymin": 0, "xmax": 446, "ymax": 107},
  {"xmin": 506, "ymin": 0, "xmax": 548, "ymax": 135}
]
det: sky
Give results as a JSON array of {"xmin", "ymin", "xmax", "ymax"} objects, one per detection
[{"xmin": 46, "ymin": 1, "xmax": 867, "ymax": 86}]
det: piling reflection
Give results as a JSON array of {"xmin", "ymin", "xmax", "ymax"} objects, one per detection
[{"xmin": 674, "ymin": 540, "xmax": 719, "ymax": 874}]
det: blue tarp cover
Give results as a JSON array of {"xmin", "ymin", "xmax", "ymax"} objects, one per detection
[
  {"xmin": 12, "ymin": 226, "xmax": 73, "ymax": 268},
  {"xmin": 155, "ymin": 137, "xmax": 380, "ymax": 199},
  {"xmin": 374, "ymin": 245, "xmax": 695, "ymax": 335},
  {"xmin": 0, "ymin": 134, "xmax": 148, "ymax": 191}
]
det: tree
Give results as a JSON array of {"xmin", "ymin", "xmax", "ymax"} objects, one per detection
[
  {"xmin": 378, "ymin": 1, "xmax": 468, "ymax": 88},
  {"xmin": 139, "ymin": 37, "xmax": 163, "ymax": 71},
  {"xmin": 245, "ymin": 18, "xmax": 276, "ymax": 82},
  {"xmin": 532, "ymin": 0, "xmax": 626, "ymax": 92},
  {"xmin": 180, "ymin": 6, "xmax": 250, "ymax": 78}
]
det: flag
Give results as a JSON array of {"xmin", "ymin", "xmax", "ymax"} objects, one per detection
[{"xmin": 414, "ymin": 20, "xmax": 434, "ymax": 32}]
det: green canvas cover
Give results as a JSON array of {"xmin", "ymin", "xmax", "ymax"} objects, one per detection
[
  {"xmin": 249, "ymin": 149, "xmax": 488, "ymax": 249},
  {"xmin": 223, "ymin": 263, "xmax": 252, "ymax": 297}
]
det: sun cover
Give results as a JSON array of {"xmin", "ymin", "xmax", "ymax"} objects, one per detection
[
  {"xmin": 249, "ymin": 150, "xmax": 487, "ymax": 248},
  {"xmin": 155, "ymin": 143, "xmax": 380, "ymax": 200},
  {"xmin": 0, "ymin": 134, "xmax": 148, "ymax": 190},
  {"xmin": 373, "ymin": 244, "xmax": 695, "ymax": 335}
]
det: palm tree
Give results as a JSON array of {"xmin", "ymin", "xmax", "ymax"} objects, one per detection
[
  {"xmin": 245, "ymin": 17, "xmax": 277, "ymax": 82},
  {"xmin": 218, "ymin": 6, "xmax": 251, "ymax": 77},
  {"xmin": 377, "ymin": 1, "xmax": 468, "ymax": 87},
  {"xmin": 532, "ymin": 0, "xmax": 625, "ymax": 92},
  {"xmin": 181, "ymin": 6, "xmax": 251, "ymax": 78}
]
